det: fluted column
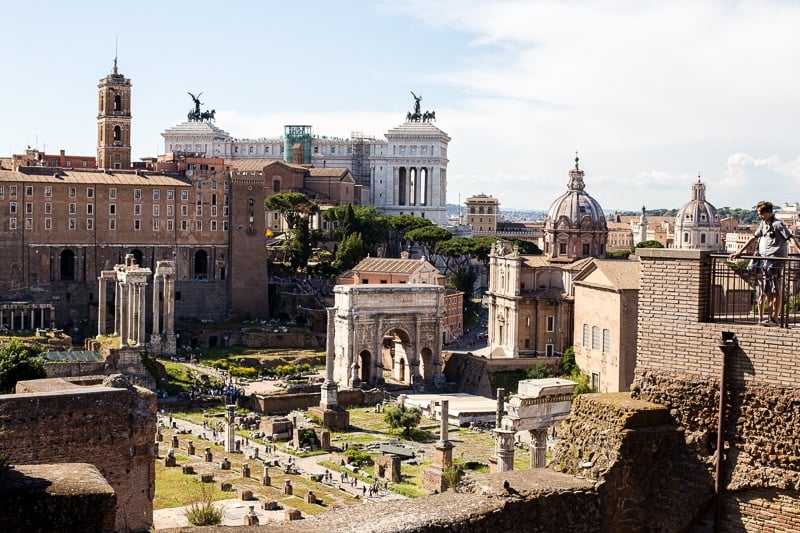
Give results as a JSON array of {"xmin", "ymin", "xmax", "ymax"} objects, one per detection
[
  {"xmin": 530, "ymin": 428, "xmax": 548, "ymax": 468},
  {"xmin": 152, "ymin": 274, "xmax": 161, "ymax": 336},
  {"xmin": 137, "ymin": 281, "xmax": 147, "ymax": 345},
  {"xmin": 97, "ymin": 276, "xmax": 107, "ymax": 336},
  {"xmin": 118, "ymin": 281, "xmax": 128, "ymax": 346}
]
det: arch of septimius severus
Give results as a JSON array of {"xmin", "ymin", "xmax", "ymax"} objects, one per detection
[
  {"xmin": 97, "ymin": 254, "xmax": 176, "ymax": 356},
  {"xmin": 331, "ymin": 284, "xmax": 446, "ymax": 390}
]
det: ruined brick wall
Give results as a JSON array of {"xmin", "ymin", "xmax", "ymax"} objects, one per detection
[
  {"xmin": 634, "ymin": 249, "xmax": 800, "ymax": 531},
  {"xmin": 0, "ymin": 378, "xmax": 156, "ymax": 532},
  {"xmin": 550, "ymin": 393, "xmax": 714, "ymax": 532},
  {"xmin": 250, "ymin": 388, "xmax": 383, "ymax": 414}
]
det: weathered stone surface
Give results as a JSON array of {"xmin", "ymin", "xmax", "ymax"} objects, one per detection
[{"xmin": 0, "ymin": 463, "xmax": 116, "ymax": 533}]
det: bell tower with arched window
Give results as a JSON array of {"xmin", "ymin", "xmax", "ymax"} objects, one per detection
[{"xmin": 97, "ymin": 58, "xmax": 132, "ymax": 170}]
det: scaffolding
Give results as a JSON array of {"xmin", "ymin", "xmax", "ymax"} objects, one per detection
[
  {"xmin": 283, "ymin": 125, "xmax": 313, "ymax": 164},
  {"xmin": 351, "ymin": 131, "xmax": 375, "ymax": 187}
]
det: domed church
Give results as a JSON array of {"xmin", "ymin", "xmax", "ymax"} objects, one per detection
[
  {"xmin": 674, "ymin": 178, "xmax": 722, "ymax": 251},
  {"xmin": 543, "ymin": 156, "xmax": 608, "ymax": 262}
]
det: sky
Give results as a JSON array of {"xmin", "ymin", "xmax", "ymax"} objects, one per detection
[{"xmin": 2, "ymin": 0, "xmax": 800, "ymax": 213}]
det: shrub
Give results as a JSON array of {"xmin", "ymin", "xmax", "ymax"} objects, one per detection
[
  {"xmin": 184, "ymin": 482, "xmax": 222, "ymax": 526},
  {"xmin": 527, "ymin": 363, "xmax": 553, "ymax": 379},
  {"xmin": 384, "ymin": 404, "xmax": 422, "ymax": 437},
  {"xmin": 344, "ymin": 446, "xmax": 373, "ymax": 468}
]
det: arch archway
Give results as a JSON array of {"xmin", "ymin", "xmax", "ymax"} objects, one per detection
[
  {"xmin": 359, "ymin": 350, "xmax": 372, "ymax": 384},
  {"xmin": 130, "ymin": 249, "xmax": 144, "ymax": 267},
  {"xmin": 60, "ymin": 250, "xmax": 75, "ymax": 281},
  {"xmin": 382, "ymin": 327, "xmax": 412, "ymax": 385},
  {"xmin": 194, "ymin": 250, "xmax": 208, "ymax": 279}
]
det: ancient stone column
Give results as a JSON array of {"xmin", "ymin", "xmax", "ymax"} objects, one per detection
[
  {"xmin": 320, "ymin": 307, "xmax": 338, "ymax": 410},
  {"xmin": 97, "ymin": 275, "xmax": 107, "ymax": 336},
  {"xmin": 224, "ymin": 405, "xmax": 237, "ymax": 453},
  {"xmin": 496, "ymin": 388, "xmax": 505, "ymax": 429},
  {"xmin": 151, "ymin": 273, "xmax": 161, "ymax": 337},
  {"xmin": 118, "ymin": 281, "xmax": 128, "ymax": 346},
  {"xmin": 375, "ymin": 316, "xmax": 385, "ymax": 387},
  {"xmin": 137, "ymin": 280, "xmax": 147, "ymax": 345},
  {"xmin": 439, "ymin": 399, "xmax": 450, "ymax": 445},
  {"xmin": 493, "ymin": 429, "xmax": 515, "ymax": 472},
  {"xmin": 530, "ymin": 428, "xmax": 548, "ymax": 468}
]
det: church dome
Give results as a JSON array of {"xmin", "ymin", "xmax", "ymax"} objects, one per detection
[
  {"xmin": 543, "ymin": 157, "xmax": 608, "ymax": 261},
  {"xmin": 546, "ymin": 157, "xmax": 607, "ymax": 228},
  {"xmin": 674, "ymin": 178, "xmax": 722, "ymax": 250}
]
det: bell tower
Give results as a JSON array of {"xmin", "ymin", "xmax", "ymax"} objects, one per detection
[{"xmin": 97, "ymin": 58, "xmax": 132, "ymax": 170}]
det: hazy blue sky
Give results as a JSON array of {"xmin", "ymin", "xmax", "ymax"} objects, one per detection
[{"xmin": 2, "ymin": 1, "xmax": 800, "ymax": 212}]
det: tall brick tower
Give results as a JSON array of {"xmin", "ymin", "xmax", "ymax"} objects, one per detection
[{"xmin": 97, "ymin": 58, "xmax": 132, "ymax": 170}]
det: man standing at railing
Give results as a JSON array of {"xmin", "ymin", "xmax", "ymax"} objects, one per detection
[{"xmin": 730, "ymin": 201, "xmax": 800, "ymax": 326}]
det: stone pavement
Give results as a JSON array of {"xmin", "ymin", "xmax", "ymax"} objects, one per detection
[{"xmin": 153, "ymin": 413, "xmax": 404, "ymax": 530}]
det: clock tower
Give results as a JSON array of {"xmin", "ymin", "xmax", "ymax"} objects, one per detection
[{"xmin": 97, "ymin": 58, "xmax": 132, "ymax": 170}]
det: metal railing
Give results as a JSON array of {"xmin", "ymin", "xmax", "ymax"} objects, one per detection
[{"xmin": 708, "ymin": 254, "xmax": 800, "ymax": 328}]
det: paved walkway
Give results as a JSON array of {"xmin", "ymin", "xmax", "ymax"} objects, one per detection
[{"xmin": 153, "ymin": 413, "xmax": 403, "ymax": 529}]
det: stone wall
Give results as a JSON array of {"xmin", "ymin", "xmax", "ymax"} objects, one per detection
[
  {"xmin": 175, "ymin": 279, "xmax": 229, "ymax": 321},
  {"xmin": 0, "ymin": 463, "xmax": 116, "ymax": 533},
  {"xmin": 550, "ymin": 393, "xmax": 714, "ymax": 532},
  {"xmin": 442, "ymin": 352, "xmax": 492, "ymax": 396},
  {"xmin": 250, "ymin": 388, "xmax": 383, "ymax": 415},
  {"xmin": 0, "ymin": 376, "xmax": 156, "ymax": 532},
  {"xmin": 634, "ymin": 249, "xmax": 800, "ymax": 531}
]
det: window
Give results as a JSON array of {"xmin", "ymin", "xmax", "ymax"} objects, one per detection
[
  {"xmin": 25, "ymin": 218, "xmax": 33, "ymax": 229},
  {"xmin": 86, "ymin": 187, "xmax": 94, "ymax": 198},
  {"xmin": 196, "ymin": 205, "xmax": 202, "ymax": 216},
  {"xmin": 153, "ymin": 205, "xmax": 160, "ymax": 216},
  {"xmin": 9, "ymin": 202, "xmax": 16, "ymax": 214},
  {"xmin": 592, "ymin": 326, "xmax": 600, "ymax": 350},
  {"xmin": 134, "ymin": 204, "xmax": 141, "ymax": 216},
  {"xmin": 331, "ymin": 146, "xmax": 336, "ymax": 154},
  {"xmin": 684, "ymin": 232, "xmax": 689, "ymax": 242},
  {"xmin": 546, "ymin": 316, "xmax": 555, "ymax": 332},
  {"xmin": 153, "ymin": 219, "xmax": 159, "ymax": 231},
  {"xmin": 0, "ymin": 186, "xmax": 4, "ymax": 196},
  {"xmin": 167, "ymin": 205, "xmax": 174, "ymax": 217},
  {"xmin": 211, "ymin": 205, "xmax": 217, "ymax": 217},
  {"xmin": 44, "ymin": 218, "xmax": 52, "ymax": 230},
  {"xmin": 167, "ymin": 190, "xmax": 174, "ymax": 200},
  {"xmin": 109, "ymin": 219, "xmax": 116, "ymax": 230},
  {"xmin": 167, "ymin": 220, "xmax": 174, "ymax": 232},
  {"xmin": 9, "ymin": 218, "xmax": 16, "ymax": 230},
  {"xmin": 546, "ymin": 344, "xmax": 554, "ymax": 357},
  {"xmin": 701, "ymin": 233, "xmax": 706, "ymax": 244},
  {"xmin": 582, "ymin": 243, "xmax": 590, "ymax": 255},
  {"xmin": 134, "ymin": 189, "xmax": 141, "ymax": 200},
  {"xmin": 153, "ymin": 190, "xmax": 160, "ymax": 200},
  {"xmin": 109, "ymin": 204, "xmax": 116, "ymax": 215},
  {"xmin": 223, "ymin": 206, "xmax": 229, "ymax": 217},
  {"xmin": 134, "ymin": 219, "xmax": 141, "ymax": 230},
  {"xmin": 591, "ymin": 372, "xmax": 600, "ymax": 392},
  {"xmin": 602, "ymin": 329, "xmax": 610, "ymax": 353},
  {"xmin": 559, "ymin": 243, "xmax": 567, "ymax": 255},
  {"xmin": 210, "ymin": 220, "xmax": 217, "ymax": 231},
  {"xmin": 44, "ymin": 203, "xmax": 52, "ymax": 214},
  {"xmin": 181, "ymin": 220, "xmax": 188, "ymax": 231},
  {"xmin": 25, "ymin": 203, "xmax": 33, "ymax": 214},
  {"xmin": 69, "ymin": 203, "xmax": 76, "ymax": 215},
  {"xmin": 68, "ymin": 218, "xmax": 76, "ymax": 230},
  {"xmin": 109, "ymin": 188, "xmax": 117, "ymax": 199},
  {"xmin": 10, "ymin": 186, "xmax": 17, "ymax": 196},
  {"xmin": 86, "ymin": 219, "xmax": 93, "ymax": 230},
  {"xmin": 196, "ymin": 220, "xmax": 203, "ymax": 231},
  {"xmin": 87, "ymin": 204, "xmax": 93, "ymax": 215},
  {"xmin": 25, "ymin": 186, "xmax": 33, "ymax": 197},
  {"xmin": 181, "ymin": 190, "xmax": 188, "ymax": 201},
  {"xmin": 223, "ymin": 221, "xmax": 229, "ymax": 231},
  {"xmin": 273, "ymin": 179, "xmax": 281, "ymax": 193},
  {"xmin": 44, "ymin": 186, "xmax": 52, "ymax": 197},
  {"xmin": 181, "ymin": 205, "xmax": 188, "ymax": 217},
  {"xmin": 526, "ymin": 317, "xmax": 531, "ymax": 327},
  {"xmin": 583, "ymin": 324, "xmax": 590, "ymax": 346},
  {"xmin": 69, "ymin": 187, "xmax": 76, "ymax": 198}
]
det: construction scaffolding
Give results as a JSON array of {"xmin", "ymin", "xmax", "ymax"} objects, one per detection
[{"xmin": 350, "ymin": 131, "xmax": 375, "ymax": 187}]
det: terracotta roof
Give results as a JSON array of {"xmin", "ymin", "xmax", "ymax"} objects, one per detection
[
  {"xmin": 0, "ymin": 169, "xmax": 189, "ymax": 186},
  {"xmin": 307, "ymin": 167, "xmax": 351, "ymax": 178},
  {"xmin": 352, "ymin": 257, "xmax": 432, "ymax": 274},
  {"xmin": 225, "ymin": 158, "xmax": 282, "ymax": 172},
  {"xmin": 575, "ymin": 258, "xmax": 641, "ymax": 290}
]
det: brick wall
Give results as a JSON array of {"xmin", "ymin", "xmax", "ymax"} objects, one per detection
[
  {"xmin": 635, "ymin": 248, "xmax": 800, "ymax": 531},
  {"xmin": 0, "ymin": 378, "xmax": 156, "ymax": 532}
]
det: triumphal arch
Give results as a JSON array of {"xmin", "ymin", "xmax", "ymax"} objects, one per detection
[{"xmin": 331, "ymin": 284, "xmax": 446, "ymax": 390}]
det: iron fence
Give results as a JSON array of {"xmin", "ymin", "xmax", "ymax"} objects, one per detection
[{"xmin": 708, "ymin": 254, "xmax": 800, "ymax": 328}]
